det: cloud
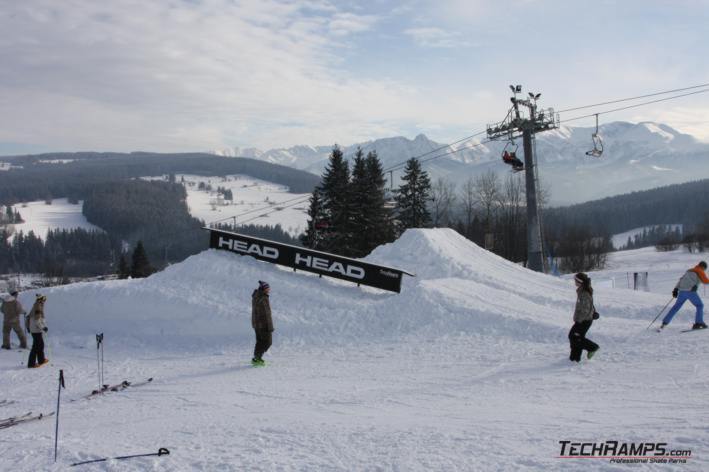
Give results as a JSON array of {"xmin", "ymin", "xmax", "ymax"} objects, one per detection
[
  {"xmin": 0, "ymin": 0, "xmax": 393, "ymax": 152},
  {"xmin": 329, "ymin": 12, "xmax": 378, "ymax": 36},
  {"xmin": 403, "ymin": 27, "xmax": 472, "ymax": 48}
]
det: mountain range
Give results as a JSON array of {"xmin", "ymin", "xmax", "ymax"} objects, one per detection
[{"xmin": 214, "ymin": 122, "xmax": 709, "ymax": 205}]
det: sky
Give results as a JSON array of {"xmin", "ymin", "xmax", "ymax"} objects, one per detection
[{"xmin": 1, "ymin": 0, "xmax": 708, "ymax": 155}]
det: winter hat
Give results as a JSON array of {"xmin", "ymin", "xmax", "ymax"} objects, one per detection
[
  {"xmin": 258, "ymin": 280, "xmax": 270, "ymax": 291},
  {"xmin": 35, "ymin": 293, "xmax": 46, "ymax": 302},
  {"xmin": 574, "ymin": 273, "xmax": 590, "ymax": 285},
  {"xmin": 699, "ymin": 261, "xmax": 708, "ymax": 269}
]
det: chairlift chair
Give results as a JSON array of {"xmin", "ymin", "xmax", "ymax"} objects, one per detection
[
  {"xmin": 585, "ymin": 114, "xmax": 604, "ymax": 158},
  {"xmin": 501, "ymin": 141, "xmax": 524, "ymax": 172}
]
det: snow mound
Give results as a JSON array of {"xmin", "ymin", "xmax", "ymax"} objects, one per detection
[{"xmin": 20, "ymin": 229, "xmax": 664, "ymax": 351}]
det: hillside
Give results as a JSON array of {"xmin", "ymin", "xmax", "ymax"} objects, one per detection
[
  {"xmin": 0, "ymin": 152, "xmax": 321, "ymax": 204},
  {"xmin": 544, "ymin": 178, "xmax": 709, "ymax": 236},
  {"xmin": 0, "ymin": 229, "xmax": 706, "ymax": 470}
]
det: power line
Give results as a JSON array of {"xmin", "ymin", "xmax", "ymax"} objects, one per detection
[{"xmin": 557, "ymin": 82, "xmax": 709, "ymax": 113}]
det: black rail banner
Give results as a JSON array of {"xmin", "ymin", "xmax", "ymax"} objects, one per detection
[{"xmin": 207, "ymin": 228, "xmax": 414, "ymax": 293}]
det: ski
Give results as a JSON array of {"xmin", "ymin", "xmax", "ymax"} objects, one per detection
[
  {"xmin": 680, "ymin": 327, "xmax": 708, "ymax": 333},
  {"xmin": 109, "ymin": 377, "xmax": 154, "ymax": 392},
  {"xmin": 0, "ymin": 400, "xmax": 16, "ymax": 407},
  {"xmin": 91, "ymin": 377, "xmax": 153, "ymax": 395},
  {"xmin": 86, "ymin": 380, "xmax": 129, "ymax": 398},
  {"xmin": 0, "ymin": 411, "xmax": 54, "ymax": 430},
  {"xmin": 0, "ymin": 411, "xmax": 32, "ymax": 425}
]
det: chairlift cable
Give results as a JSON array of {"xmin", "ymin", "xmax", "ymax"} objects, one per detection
[
  {"xmin": 207, "ymin": 194, "xmax": 313, "ymax": 226},
  {"xmin": 234, "ymin": 196, "xmax": 312, "ymax": 226},
  {"xmin": 561, "ymin": 88, "xmax": 709, "ymax": 124},
  {"xmin": 557, "ymin": 82, "xmax": 709, "ymax": 113}
]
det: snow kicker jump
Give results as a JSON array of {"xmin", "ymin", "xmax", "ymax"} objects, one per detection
[{"xmin": 207, "ymin": 228, "xmax": 414, "ymax": 293}]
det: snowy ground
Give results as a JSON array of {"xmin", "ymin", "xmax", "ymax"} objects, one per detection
[
  {"xmin": 147, "ymin": 174, "xmax": 310, "ymax": 236},
  {"xmin": 3, "ymin": 199, "xmax": 101, "ymax": 240},
  {"xmin": 611, "ymin": 225, "xmax": 683, "ymax": 250},
  {"xmin": 1, "ymin": 230, "xmax": 708, "ymax": 471}
]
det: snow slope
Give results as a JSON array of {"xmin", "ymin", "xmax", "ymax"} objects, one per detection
[
  {"xmin": 0, "ymin": 229, "xmax": 707, "ymax": 470},
  {"xmin": 3, "ymin": 199, "xmax": 102, "ymax": 240},
  {"xmin": 146, "ymin": 174, "xmax": 309, "ymax": 236}
]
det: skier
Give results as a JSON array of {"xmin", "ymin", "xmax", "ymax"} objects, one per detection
[
  {"xmin": 251, "ymin": 281, "xmax": 273, "ymax": 366},
  {"xmin": 569, "ymin": 272, "xmax": 600, "ymax": 362},
  {"xmin": 659, "ymin": 261, "xmax": 709, "ymax": 331},
  {"xmin": 26, "ymin": 294, "xmax": 49, "ymax": 368},
  {"xmin": 502, "ymin": 151, "xmax": 524, "ymax": 171},
  {"xmin": 1, "ymin": 291, "xmax": 28, "ymax": 350}
]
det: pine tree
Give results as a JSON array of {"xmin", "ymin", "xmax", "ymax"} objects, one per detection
[
  {"xmin": 130, "ymin": 241, "xmax": 154, "ymax": 278},
  {"xmin": 118, "ymin": 254, "xmax": 130, "ymax": 279},
  {"xmin": 301, "ymin": 188, "xmax": 326, "ymax": 249},
  {"xmin": 349, "ymin": 148, "xmax": 369, "ymax": 257},
  {"xmin": 395, "ymin": 158, "xmax": 432, "ymax": 231},
  {"xmin": 366, "ymin": 151, "xmax": 395, "ymax": 247},
  {"xmin": 319, "ymin": 146, "xmax": 353, "ymax": 255}
]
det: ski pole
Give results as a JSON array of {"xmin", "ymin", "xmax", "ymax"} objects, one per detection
[
  {"xmin": 646, "ymin": 298, "xmax": 674, "ymax": 330},
  {"xmin": 54, "ymin": 369, "xmax": 65, "ymax": 462},
  {"xmin": 45, "ymin": 331, "xmax": 52, "ymax": 362},
  {"xmin": 70, "ymin": 447, "xmax": 170, "ymax": 466},
  {"xmin": 96, "ymin": 333, "xmax": 104, "ymax": 394}
]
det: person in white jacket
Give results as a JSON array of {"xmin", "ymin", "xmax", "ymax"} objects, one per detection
[{"xmin": 26, "ymin": 294, "xmax": 48, "ymax": 368}]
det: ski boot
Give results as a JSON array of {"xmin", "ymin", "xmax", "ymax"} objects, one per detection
[
  {"xmin": 692, "ymin": 322, "xmax": 708, "ymax": 330},
  {"xmin": 251, "ymin": 357, "xmax": 265, "ymax": 367},
  {"xmin": 587, "ymin": 348, "xmax": 599, "ymax": 360}
]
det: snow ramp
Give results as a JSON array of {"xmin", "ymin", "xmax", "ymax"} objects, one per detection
[{"xmin": 22, "ymin": 228, "xmax": 664, "ymax": 350}]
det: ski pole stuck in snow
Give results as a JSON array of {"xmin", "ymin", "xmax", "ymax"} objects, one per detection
[
  {"xmin": 54, "ymin": 369, "xmax": 65, "ymax": 462},
  {"xmin": 69, "ymin": 447, "xmax": 170, "ymax": 467},
  {"xmin": 646, "ymin": 298, "xmax": 674, "ymax": 330}
]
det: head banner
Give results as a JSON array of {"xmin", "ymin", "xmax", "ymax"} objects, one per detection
[{"xmin": 207, "ymin": 228, "xmax": 414, "ymax": 293}]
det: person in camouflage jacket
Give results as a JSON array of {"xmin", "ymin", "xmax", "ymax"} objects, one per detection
[
  {"xmin": 251, "ymin": 281, "xmax": 273, "ymax": 365},
  {"xmin": 2, "ymin": 291, "xmax": 27, "ymax": 349}
]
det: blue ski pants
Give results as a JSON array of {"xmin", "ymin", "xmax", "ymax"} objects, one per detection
[{"xmin": 662, "ymin": 290, "xmax": 704, "ymax": 325}]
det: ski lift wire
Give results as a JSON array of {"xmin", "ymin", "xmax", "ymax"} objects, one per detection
[
  {"xmin": 381, "ymin": 129, "xmax": 488, "ymax": 173},
  {"xmin": 557, "ymin": 82, "xmax": 709, "ymax": 113},
  {"xmin": 561, "ymin": 88, "xmax": 709, "ymax": 124},
  {"xmin": 207, "ymin": 194, "xmax": 313, "ymax": 225}
]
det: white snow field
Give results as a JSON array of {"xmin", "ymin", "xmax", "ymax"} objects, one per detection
[
  {"xmin": 1, "ymin": 229, "xmax": 708, "ymax": 471},
  {"xmin": 3, "ymin": 199, "xmax": 101, "ymax": 240},
  {"xmin": 147, "ymin": 174, "xmax": 310, "ymax": 236}
]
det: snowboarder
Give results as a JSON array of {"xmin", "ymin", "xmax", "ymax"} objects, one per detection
[
  {"xmin": 569, "ymin": 272, "xmax": 600, "ymax": 362},
  {"xmin": 26, "ymin": 294, "xmax": 49, "ymax": 368},
  {"xmin": 659, "ymin": 261, "xmax": 709, "ymax": 331},
  {"xmin": 2, "ymin": 291, "xmax": 27, "ymax": 350},
  {"xmin": 251, "ymin": 281, "xmax": 273, "ymax": 366}
]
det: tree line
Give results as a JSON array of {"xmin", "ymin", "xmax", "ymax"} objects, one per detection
[{"xmin": 0, "ymin": 228, "xmax": 117, "ymax": 277}]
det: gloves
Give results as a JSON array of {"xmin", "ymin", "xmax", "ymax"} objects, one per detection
[
  {"xmin": 593, "ymin": 311, "xmax": 600, "ymax": 320},
  {"xmin": 672, "ymin": 288, "xmax": 678, "ymax": 298},
  {"xmin": 43, "ymin": 327, "xmax": 48, "ymax": 333}
]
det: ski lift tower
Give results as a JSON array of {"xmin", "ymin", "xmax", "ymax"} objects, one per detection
[{"xmin": 486, "ymin": 85, "xmax": 559, "ymax": 272}]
